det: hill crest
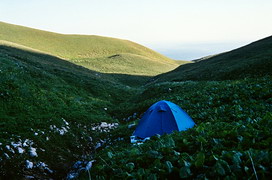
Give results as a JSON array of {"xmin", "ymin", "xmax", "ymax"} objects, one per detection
[{"xmin": 0, "ymin": 21, "xmax": 186, "ymax": 75}]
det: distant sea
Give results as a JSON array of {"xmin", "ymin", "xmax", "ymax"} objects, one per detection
[{"xmin": 150, "ymin": 41, "xmax": 249, "ymax": 61}]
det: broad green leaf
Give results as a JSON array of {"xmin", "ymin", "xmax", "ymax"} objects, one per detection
[
  {"xmin": 107, "ymin": 151, "xmax": 113, "ymax": 159},
  {"xmin": 174, "ymin": 150, "xmax": 180, "ymax": 156},
  {"xmin": 215, "ymin": 161, "xmax": 225, "ymax": 176},
  {"xmin": 165, "ymin": 136, "xmax": 175, "ymax": 147},
  {"xmin": 213, "ymin": 155, "xmax": 219, "ymax": 161},
  {"xmin": 232, "ymin": 152, "xmax": 242, "ymax": 167},
  {"xmin": 137, "ymin": 168, "xmax": 145, "ymax": 176},
  {"xmin": 126, "ymin": 162, "xmax": 135, "ymax": 172},
  {"xmin": 130, "ymin": 148, "xmax": 141, "ymax": 156},
  {"xmin": 196, "ymin": 126, "xmax": 205, "ymax": 133},
  {"xmin": 197, "ymin": 136, "xmax": 207, "ymax": 143},
  {"xmin": 148, "ymin": 174, "xmax": 157, "ymax": 180},
  {"xmin": 184, "ymin": 160, "xmax": 191, "ymax": 168},
  {"xmin": 183, "ymin": 139, "xmax": 189, "ymax": 145},
  {"xmin": 195, "ymin": 152, "xmax": 205, "ymax": 168},
  {"xmin": 165, "ymin": 161, "xmax": 173, "ymax": 173},
  {"xmin": 244, "ymin": 166, "xmax": 249, "ymax": 172},
  {"xmin": 220, "ymin": 159, "xmax": 231, "ymax": 174},
  {"xmin": 126, "ymin": 172, "xmax": 132, "ymax": 177},
  {"xmin": 179, "ymin": 166, "xmax": 191, "ymax": 178}
]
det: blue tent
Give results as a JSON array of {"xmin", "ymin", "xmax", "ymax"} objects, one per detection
[{"xmin": 133, "ymin": 100, "xmax": 195, "ymax": 139}]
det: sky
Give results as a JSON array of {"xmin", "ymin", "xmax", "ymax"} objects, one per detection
[{"xmin": 0, "ymin": 0, "xmax": 272, "ymax": 60}]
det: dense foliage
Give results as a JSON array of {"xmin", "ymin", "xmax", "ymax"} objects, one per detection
[{"xmin": 90, "ymin": 76, "xmax": 272, "ymax": 179}]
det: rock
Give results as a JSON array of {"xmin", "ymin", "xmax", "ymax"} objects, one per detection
[
  {"xmin": 6, "ymin": 145, "xmax": 15, "ymax": 153},
  {"xmin": 4, "ymin": 153, "xmax": 10, "ymax": 159},
  {"xmin": 11, "ymin": 141, "xmax": 22, "ymax": 148},
  {"xmin": 100, "ymin": 122, "xmax": 108, "ymax": 128},
  {"xmin": 36, "ymin": 161, "xmax": 53, "ymax": 174},
  {"xmin": 128, "ymin": 123, "xmax": 135, "ymax": 129},
  {"xmin": 24, "ymin": 175, "xmax": 35, "ymax": 179},
  {"xmin": 95, "ymin": 143, "xmax": 102, "ymax": 149},
  {"xmin": 59, "ymin": 129, "xmax": 65, "ymax": 135},
  {"xmin": 67, "ymin": 172, "xmax": 79, "ymax": 180},
  {"xmin": 23, "ymin": 139, "xmax": 34, "ymax": 147},
  {"xmin": 72, "ymin": 161, "xmax": 83, "ymax": 169},
  {"xmin": 62, "ymin": 118, "xmax": 69, "ymax": 125},
  {"xmin": 29, "ymin": 147, "xmax": 38, "ymax": 157},
  {"xmin": 18, "ymin": 147, "xmax": 25, "ymax": 154},
  {"xmin": 85, "ymin": 160, "xmax": 95, "ymax": 171},
  {"xmin": 26, "ymin": 160, "xmax": 33, "ymax": 169}
]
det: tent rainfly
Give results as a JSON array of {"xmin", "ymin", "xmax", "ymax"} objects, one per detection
[{"xmin": 133, "ymin": 100, "xmax": 195, "ymax": 139}]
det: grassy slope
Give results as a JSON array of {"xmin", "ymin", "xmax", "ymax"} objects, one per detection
[
  {"xmin": 81, "ymin": 37, "xmax": 272, "ymax": 179},
  {"xmin": 0, "ymin": 21, "xmax": 271, "ymax": 179},
  {"xmin": 0, "ymin": 45, "xmax": 140, "ymax": 178},
  {"xmin": 90, "ymin": 76, "xmax": 272, "ymax": 179},
  {"xmin": 154, "ymin": 36, "xmax": 272, "ymax": 82},
  {"xmin": 0, "ymin": 21, "xmax": 185, "ymax": 75}
]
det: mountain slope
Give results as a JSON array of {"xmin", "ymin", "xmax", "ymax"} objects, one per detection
[
  {"xmin": 1, "ymin": 34, "xmax": 271, "ymax": 179},
  {"xmin": 0, "ymin": 21, "xmax": 185, "ymax": 75},
  {"xmin": 153, "ymin": 36, "xmax": 272, "ymax": 82},
  {"xmin": 0, "ymin": 45, "xmax": 138, "ymax": 178}
]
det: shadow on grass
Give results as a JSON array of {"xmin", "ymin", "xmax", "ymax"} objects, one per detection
[{"xmin": 0, "ymin": 45, "xmax": 152, "ymax": 87}]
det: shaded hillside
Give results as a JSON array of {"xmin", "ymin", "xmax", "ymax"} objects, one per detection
[
  {"xmin": 0, "ymin": 45, "xmax": 139, "ymax": 178},
  {"xmin": 0, "ymin": 21, "xmax": 186, "ymax": 75},
  {"xmin": 153, "ymin": 36, "xmax": 272, "ymax": 82}
]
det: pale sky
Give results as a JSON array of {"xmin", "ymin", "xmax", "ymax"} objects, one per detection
[{"xmin": 1, "ymin": 0, "xmax": 272, "ymax": 60}]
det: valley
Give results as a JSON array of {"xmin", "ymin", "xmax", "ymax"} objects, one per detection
[{"xmin": 0, "ymin": 22, "xmax": 271, "ymax": 179}]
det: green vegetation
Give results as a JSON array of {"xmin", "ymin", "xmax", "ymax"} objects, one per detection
[
  {"xmin": 90, "ymin": 76, "xmax": 272, "ymax": 179},
  {"xmin": 0, "ymin": 45, "xmax": 137, "ymax": 178},
  {"xmin": 0, "ymin": 21, "xmax": 186, "ymax": 76},
  {"xmin": 73, "ymin": 53, "xmax": 179, "ymax": 76},
  {"xmin": 0, "ymin": 22, "xmax": 271, "ymax": 179}
]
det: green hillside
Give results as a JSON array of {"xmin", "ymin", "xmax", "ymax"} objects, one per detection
[
  {"xmin": 0, "ymin": 21, "xmax": 185, "ymax": 75},
  {"xmin": 0, "ymin": 45, "xmax": 140, "ymax": 178},
  {"xmin": 0, "ymin": 21, "xmax": 271, "ymax": 179},
  {"xmin": 153, "ymin": 36, "xmax": 272, "ymax": 82},
  {"xmin": 90, "ymin": 76, "xmax": 272, "ymax": 179}
]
